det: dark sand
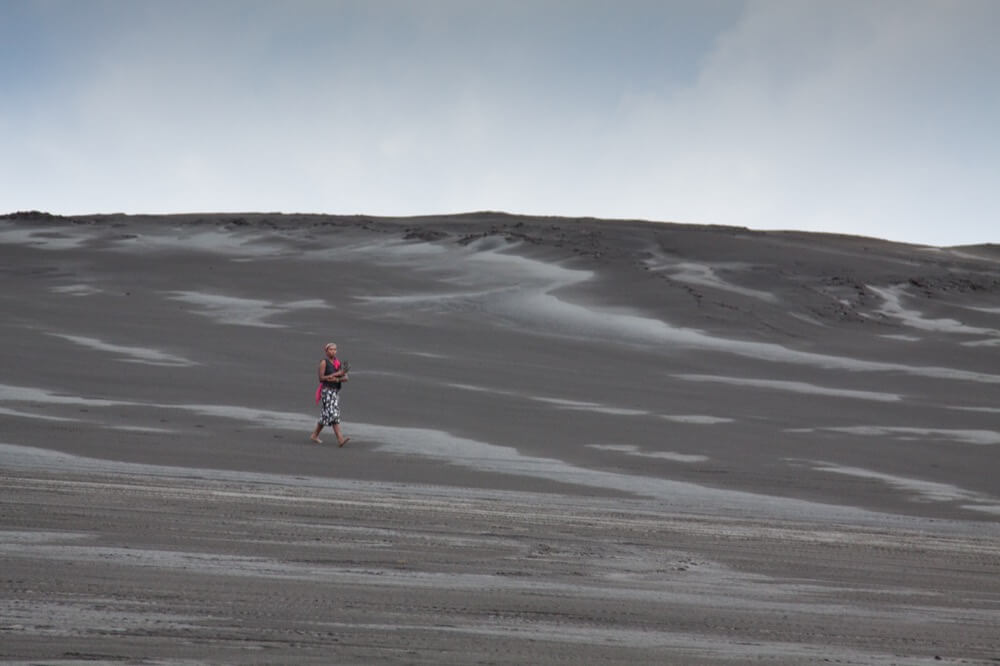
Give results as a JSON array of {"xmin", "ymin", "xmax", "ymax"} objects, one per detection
[{"xmin": 1, "ymin": 211, "xmax": 998, "ymax": 664}]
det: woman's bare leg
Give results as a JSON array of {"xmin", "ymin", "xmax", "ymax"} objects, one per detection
[
  {"xmin": 310, "ymin": 422, "xmax": 323, "ymax": 444},
  {"xmin": 333, "ymin": 423, "xmax": 350, "ymax": 447}
]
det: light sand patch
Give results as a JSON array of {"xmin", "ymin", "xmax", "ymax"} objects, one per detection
[
  {"xmin": 0, "ymin": 530, "xmax": 91, "ymax": 544},
  {"xmin": 0, "ymin": 384, "xmax": 132, "ymax": 408},
  {"xmin": 788, "ymin": 312, "xmax": 827, "ymax": 327},
  {"xmin": 660, "ymin": 415, "xmax": 733, "ymax": 424},
  {"xmin": 0, "ymin": 384, "xmax": 312, "ymax": 432},
  {"xmin": 356, "ymin": 287, "xmax": 511, "ymax": 307},
  {"xmin": 167, "ymin": 291, "xmax": 327, "ymax": 327},
  {"xmin": 869, "ymin": 284, "xmax": 1000, "ymax": 339},
  {"xmin": 49, "ymin": 333, "xmax": 195, "ymax": 366},
  {"xmin": 0, "ymin": 441, "xmax": 307, "ymax": 483},
  {"xmin": 307, "ymin": 236, "xmax": 451, "ymax": 263},
  {"xmin": 963, "ymin": 504, "xmax": 1000, "ymax": 515},
  {"xmin": 402, "ymin": 350, "xmax": 451, "ymax": 359},
  {"xmin": 111, "ymin": 228, "xmax": 288, "ymax": 257},
  {"xmin": 0, "ymin": 387, "xmax": 173, "ymax": 433},
  {"xmin": 51, "ymin": 284, "xmax": 102, "ymax": 296},
  {"xmin": 949, "ymin": 405, "xmax": 1000, "ymax": 414},
  {"xmin": 531, "ymin": 397, "xmax": 648, "ymax": 416},
  {"xmin": 446, "ymin": 383, "xmax": 652, "ymax": 417},
  {"xmin": 939, "ymin": 248, "xmax": 1000, "ymax": 263},
  {"xmin": 447, "ymin": 382, "xmax": 494, "ymax": 393},
  {"xmin": 449, "ymin": 384, "xmax": 731, "ymax": 423},
  {"xmin": 675, "ymin": 374, "xmax": 903, "ymax": 402},
  {"xmin": 645, "ymin": 257, "xmax": 778, "ymax": 303},
  {"xmin": 167, "ymin": 403, "xmax": 309, "ymax": 430},
  {"xmin": 0, "ymin": 224, "xmax": 90, "ymax": 250},
  {"xmin": 961, "ymin": 337, "xmax": 1000, "ymax": 347},
  {"xmin": 793, "ymin": 426, "xmax": 1000, "ymax": 445},
  {"xmin": 808, "ymin": 462, "xmax": 1000, "ymax": 514},
  {"xmin": 469, "ymin": 241, "xmax": 596, "ymax": 285},
  {"xmin": 880, "ymin": 333, "xmax": 921, "ymax": 342},
  {"xmin": 352, "ymin": 239, "xmax": 586, "ymax": 302},
  {"xmin": 588, "ymin": 444, "xmax": 709, "ymax": 463},
  {"xmin": 410, "ymin": 622, "xmax": 928, "ymax": 659},
  {"xmin": 810, "ymin": 462, "xmax": 987, "ymax": 502},
  {"xmin": 0, "ymin": 406, "xmax": 77, "ymax": 422},
  {"xmin": 107, "ymin": 425, "xmax": 174, "ymax": 433},
  {"xmin": 538, "ymin": 295, "xmax": 1000, "ymax": 382}
]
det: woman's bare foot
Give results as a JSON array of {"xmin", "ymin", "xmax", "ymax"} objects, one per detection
[
  {"xmin": 338, "ymin": 437, "xmax": 350, "ymax": 447},
  {"xmin": 310, "ymin": 435, "xmax": 322, "ymax": 444}
]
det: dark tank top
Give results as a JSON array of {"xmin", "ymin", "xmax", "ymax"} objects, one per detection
[{"xmin": 322, "ymin": 359, "xmax": 342, "ymax": 390}]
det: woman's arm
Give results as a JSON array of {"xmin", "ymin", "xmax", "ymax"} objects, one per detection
[{"xmin": 319, "ymin": 361, "xmax": 348, "ymax": 382}]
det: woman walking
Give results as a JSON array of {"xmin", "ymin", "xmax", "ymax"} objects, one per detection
[{"xmin": 310, "ymin": 342, "xmax": 350, "ymax": 446}]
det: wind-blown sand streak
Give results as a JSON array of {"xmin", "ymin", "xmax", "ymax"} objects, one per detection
[
  {"xmin": 793, "ymin": 425, "xmax": 1000, "ymax": 446},
  {"xmin": 674, "ymin": 374, "xmax": 903, "ymax": 401},
  {"xmin": 49, "ymin": 333, "xmax": 196, "ymax": 366}
]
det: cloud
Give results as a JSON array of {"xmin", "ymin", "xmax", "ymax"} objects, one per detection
[
  {"xmin": 573, "ymin": 1, "xmax": 1000, "ymax": 244},
  {"xmin": 1, "ymin": 1, "xmax": 997, "ymax": 245}
]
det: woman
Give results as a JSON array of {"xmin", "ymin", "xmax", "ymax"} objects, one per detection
[{"xmin": 310, "ymin": 342, "xmax": 350, "ymax": 446}]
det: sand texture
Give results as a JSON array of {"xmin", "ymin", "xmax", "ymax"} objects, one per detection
[{"xmin": 2, "ymin": 211, "xmax": 999, "ymax": 664}]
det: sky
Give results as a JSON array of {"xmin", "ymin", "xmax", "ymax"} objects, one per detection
[{"xmin": 2, "ymin": 0, "xmax": 998, "ymax": 247}]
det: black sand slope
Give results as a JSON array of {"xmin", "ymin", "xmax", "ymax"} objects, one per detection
[{"xmin": 2, "ymin": 211, "xmax": 999, "ymax": 664}]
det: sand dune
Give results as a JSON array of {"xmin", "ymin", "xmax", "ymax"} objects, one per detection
[{"xmin": 2, "ymin": 211, "xmax": 998, "ymax": 663}]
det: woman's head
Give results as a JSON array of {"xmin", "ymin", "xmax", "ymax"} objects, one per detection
[{"xmin": 325, "ymin": 342, "xmax": 338, "ymax": 356}]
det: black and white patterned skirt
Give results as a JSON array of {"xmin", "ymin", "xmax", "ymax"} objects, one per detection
[{"xmin": 319, "ymin": 386, "xmax": 341, "ymax": 426}]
